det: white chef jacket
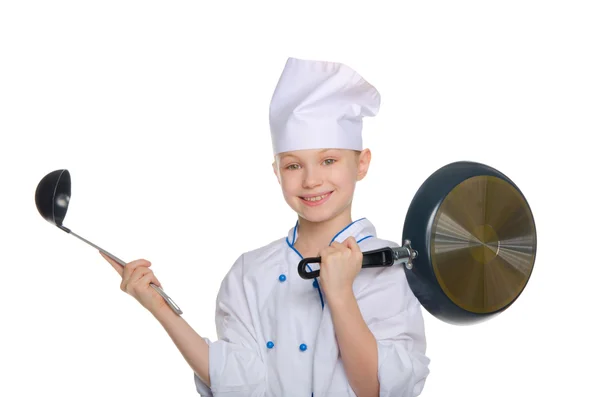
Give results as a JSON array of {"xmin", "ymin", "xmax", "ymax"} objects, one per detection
[{"xmin": 194, "ymin": 217, "xmax": 430, "ymax": 396}]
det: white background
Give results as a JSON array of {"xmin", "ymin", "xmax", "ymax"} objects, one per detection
[{"xmin": 1, "ymin": 1, "xmax": 598, "ymax": 396}]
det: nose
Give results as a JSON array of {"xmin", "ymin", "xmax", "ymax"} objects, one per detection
[{"xmin": 302, "ymin": 165, "xmax": 323, "ymax": 189}]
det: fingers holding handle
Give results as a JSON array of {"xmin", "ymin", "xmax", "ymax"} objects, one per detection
[{"xmin": 98, "ymin": 250, "xmax": 183, "ymax": 316}]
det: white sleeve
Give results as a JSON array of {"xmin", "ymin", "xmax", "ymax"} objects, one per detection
[
  {"xmin": 193, "ymin": 254, "xmax": 267, "ymax": 396},
  {"xmin": 193, "ymin": 337, "xmax": 216, "ymax": 397},
  {"xmin": 357, "ymin": 264, "xmax": 431, "ymax": 397}
]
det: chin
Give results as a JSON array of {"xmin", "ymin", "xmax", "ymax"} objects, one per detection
[
  {"xmin": 298, "ymin": 205, "xmax": 343, "ymax": 224},
  {"xmin": 299, "ymin": 212, "xmax": 332, "ymax": 224}
]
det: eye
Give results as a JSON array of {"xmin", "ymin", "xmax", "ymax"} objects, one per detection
[
  {"xmin": 323, "ymin": 158, "xmax": 336, "ymax": 165},
  {"xmin": 285, "ymin": 164, "xmax": 300, "ymax": 170}
]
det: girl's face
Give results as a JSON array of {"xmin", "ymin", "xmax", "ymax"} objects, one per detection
[{"xmin": 272, "ymin": 148, "xmax": 371, "ymax": 223}]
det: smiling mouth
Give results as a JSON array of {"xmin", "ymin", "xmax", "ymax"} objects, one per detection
[{"xmin": 300, "ymin": 191, "xmax": 333, "ymax": 202}]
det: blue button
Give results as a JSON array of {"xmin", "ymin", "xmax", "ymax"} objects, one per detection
[
  {"xmin": 279, "ymin": 274, "xmax": 286, "ymax": 282},
  {"xmin": 267, "ymin": 341, "xmax": 274, "ymax": 349},
  {"xmin": 312, "ymin": 280, "xmax": 318, "ymax": 288},
  {"xmin": 299, "ymin": 343, "xmax": 307, "ymax": 352}
]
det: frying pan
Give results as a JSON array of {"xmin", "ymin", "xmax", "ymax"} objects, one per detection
[
  {"xmin": 298, "ymin": 161, "xmax": 537, "ymax": 325},
  {"xmin": 35, "ymin": 169, "xmax": 183, "ymax": 315}
]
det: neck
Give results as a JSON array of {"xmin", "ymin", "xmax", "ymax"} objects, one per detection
[{"xmin": 294, "ymin": 209, "xmax": 354, "ymax": 257}]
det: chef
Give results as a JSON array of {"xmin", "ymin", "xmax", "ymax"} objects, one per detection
[{"xmin": 194, "ymin": 56, "xmax": 430, "ymax": 396}]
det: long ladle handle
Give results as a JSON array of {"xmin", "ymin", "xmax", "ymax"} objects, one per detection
[{"xmin": 59, "ymin": 226, "xmax": 183, "ymax": 315}]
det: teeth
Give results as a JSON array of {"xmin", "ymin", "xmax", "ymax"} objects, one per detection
[{"xmin": 303, "ymin": 193, "xmax": 328, "ymax": 202}]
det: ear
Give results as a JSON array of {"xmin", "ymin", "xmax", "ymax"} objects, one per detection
[
  {"xmin": 272, "ymin": 158, "xmax": 281, "ymax": 185},
  {"xmin": 356, "ymin": 149, "xmax": 371, "ymax": 181}
]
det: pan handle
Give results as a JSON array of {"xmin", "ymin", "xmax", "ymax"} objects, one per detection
[{"xmin": 297, "ymin": 247, "xmax": 395, "ymax": 280}]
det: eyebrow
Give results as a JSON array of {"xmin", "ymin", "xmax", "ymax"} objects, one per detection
[{"xmin": 280, "ymin": 149, "xmax": 339, "ymax": 161}]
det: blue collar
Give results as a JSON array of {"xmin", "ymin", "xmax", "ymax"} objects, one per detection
[{"xmin": 286, "ymin": 217, "xmax": 376, "ymax": 250}]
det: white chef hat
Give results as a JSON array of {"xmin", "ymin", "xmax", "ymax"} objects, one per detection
[{"xmin": 269, "ymin": 57, "xmax": 381, "ymax": 155}]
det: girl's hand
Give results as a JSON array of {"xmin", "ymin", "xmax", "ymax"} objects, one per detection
[
  {"xmin": 318, "ymin": 237, "xmax": 363, "ymax": 302},
  {"xmin": 99, "ymin": 251, "xmax": 167, "ymax": 314}
]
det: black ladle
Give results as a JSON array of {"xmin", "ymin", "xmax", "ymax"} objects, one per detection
[{"xmin": 35, "ymin": 169, "xmax": 183, "ymax": 315}]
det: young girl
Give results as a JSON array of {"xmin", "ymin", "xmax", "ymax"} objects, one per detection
[{"xmin": 100, "ymin": 57, "xmax": 430, "ymax": 397}]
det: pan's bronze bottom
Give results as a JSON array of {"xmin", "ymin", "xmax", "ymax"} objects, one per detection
[{"xmin": 430, "ymin": 176, "xmax": 536, "ymax": 314}]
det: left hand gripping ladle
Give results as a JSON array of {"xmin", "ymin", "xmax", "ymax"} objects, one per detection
[{"xmin": 35, "ymin": 169, "xmax": 183, "ymax": 315}]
